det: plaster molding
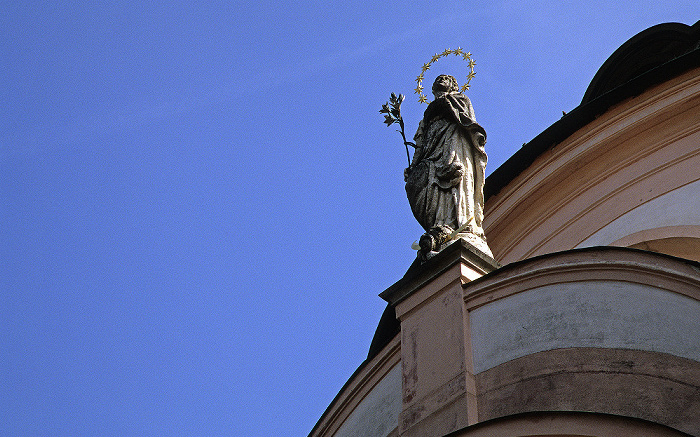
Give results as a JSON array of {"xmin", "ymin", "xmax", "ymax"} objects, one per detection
[
  {"xmin": 475, "ymin": 348, "xmax": 700, "ymax": 436},
  {"xmin": 449, "ymin": 411, "xmax": 690, "ymax": 437},
  {"xmin": 380, "ymin": 239, "xmax": 499, "ymax": 314},
  {"xmin": 463, "ymin": 248, "xmax": 700, "ymax": 311},
  {"xmin": 399, "ymin": 371, "xmax": 467, "ymax": 431},
  {"xmin": 488, "ymin": 123, "xmax": 700, "ymax": 254},
  {"xmin": 523, "ymin": 146, "xmax": 700, "ymax": 259}
]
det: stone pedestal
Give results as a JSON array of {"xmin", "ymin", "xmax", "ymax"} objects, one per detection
[{"xmin": 380, "ymin": 239, "xmax": 499, "ymax": 437}]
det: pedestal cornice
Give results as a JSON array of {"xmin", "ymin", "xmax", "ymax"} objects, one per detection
[{"xmin": 380, "ymin": 239, "xmax": 500, "ymax": 309}]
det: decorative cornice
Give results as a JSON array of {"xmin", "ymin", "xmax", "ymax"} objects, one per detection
[
  {"xmin": 486, "ymin": 70, "xmax": 700, "ymax": 231},
  {"xmin": 463, "ymin": 247, "xmax": 700, "ymax": 310},
  {"xmin": 380, "ymin": 239, "xmax": 500, "ymax": 307}
]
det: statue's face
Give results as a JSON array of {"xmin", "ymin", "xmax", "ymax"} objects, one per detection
[{"xmin": 432, "ymin": 75, "xmax": 457, "ymax": 95}]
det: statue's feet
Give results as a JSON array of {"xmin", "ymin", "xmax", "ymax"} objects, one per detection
[
  {"xmin": 419, "ymin": 225, "xmax": 454, "ymax": 256},
  {"xmin": 419, "ymin": 233, "xmax": 435, "ymax": 253},
  {"xmin": 418, "ymin": 225, "xmax": 494, "ymax": 261}
]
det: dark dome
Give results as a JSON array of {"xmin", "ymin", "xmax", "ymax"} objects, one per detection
[{"xmin": 582, "ymin": 21, "xmax": 700, "ymax": 104}]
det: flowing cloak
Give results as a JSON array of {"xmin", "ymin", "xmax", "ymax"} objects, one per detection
[{"xmin": 405, "ymin": 92, "xmax": 487, "ymax": 236}]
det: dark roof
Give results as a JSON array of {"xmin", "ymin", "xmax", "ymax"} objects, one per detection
[
  {"xmin": 366, "ymin": 303, "xmax": 399, "ymax": 359},
  {"xmin": 484, "ymin": 21, "xmax": 700, "ymax": 201}
]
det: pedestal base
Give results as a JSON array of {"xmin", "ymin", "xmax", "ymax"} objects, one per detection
[{"xmin": 380, "ymin": 240, "xmax": 500, "ymax": 436}]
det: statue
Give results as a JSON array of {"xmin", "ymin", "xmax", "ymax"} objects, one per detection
[
  {"xmin": 405, "ymin": 74, "xmax": 492, "ymax": 258},
  {"xmin": 381, "ymin": 51, "xmax": 493, "ymax": 260}
]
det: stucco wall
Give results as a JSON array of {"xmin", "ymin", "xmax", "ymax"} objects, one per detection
[
  {"xmin": 475, "ymin": 347, "xmax": 700, "ymax": 434},
  {"xmin": 452, "ymin": 411, "xmax": 692, "ymax": 437},
  {"xmin": 470, "ymin": 281, "xmax": 700, "ymax": 373}
]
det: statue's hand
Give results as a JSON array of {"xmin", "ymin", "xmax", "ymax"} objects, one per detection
[{"xmin": 436, "ymin": 162, "xmax": 464, "ymax": 187}]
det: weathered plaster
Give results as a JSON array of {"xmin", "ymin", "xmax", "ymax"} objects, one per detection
[
  {"xmin": 470, "ymin": 281, "xmax": 700, "ymax": 373},
  {"xmin": 309, "ymin": 335, "xmax": 400, "ymax": 437},
  {"xmin": 450, "ymin": 411, "xmax": 691, "ymax": 437}
]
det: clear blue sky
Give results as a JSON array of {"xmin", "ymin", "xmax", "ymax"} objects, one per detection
[{"xmin": 2, "ymin": 2, "xmax": 698, "ymax": 435}]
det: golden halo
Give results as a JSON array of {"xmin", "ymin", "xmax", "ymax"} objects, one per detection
[{"xmin": 415, "ymin": 48, "xmax": 476, "ymax": 104}]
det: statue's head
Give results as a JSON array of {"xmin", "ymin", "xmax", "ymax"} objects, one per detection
[{"xmin": 432, "ymin": 74, "xmax": 459, "ymax": 96}]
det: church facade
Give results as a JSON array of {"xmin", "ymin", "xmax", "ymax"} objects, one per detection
[{"xmin": 310, "ymin": 21, "xmax": 700, "ymax": 437}]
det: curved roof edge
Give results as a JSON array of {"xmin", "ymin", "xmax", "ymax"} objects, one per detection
[
  {"xmin": 367, "ymin": 245, "xmax": 700, "ymax": 364},
  {"xmin": 485, "ymin": 20, "xmax": 700, "ymax": 201}
]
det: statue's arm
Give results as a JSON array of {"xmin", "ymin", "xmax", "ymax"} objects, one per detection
[
  {"xmin": 405, "ymin": 121, "xmax": 425, "ymax": 181},
  {"xmin": 412, "ymin": 120, "xmax": 424, "ymax": 147}
]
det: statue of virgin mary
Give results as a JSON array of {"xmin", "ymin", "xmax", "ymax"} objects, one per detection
[{"xmin": 405, "ymin": 74, "xmax": 492, "ymax": 257}]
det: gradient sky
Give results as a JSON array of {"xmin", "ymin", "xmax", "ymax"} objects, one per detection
[{"xmin": 2, "ymin": 2, "xmax": 699, "ymax": 436}]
